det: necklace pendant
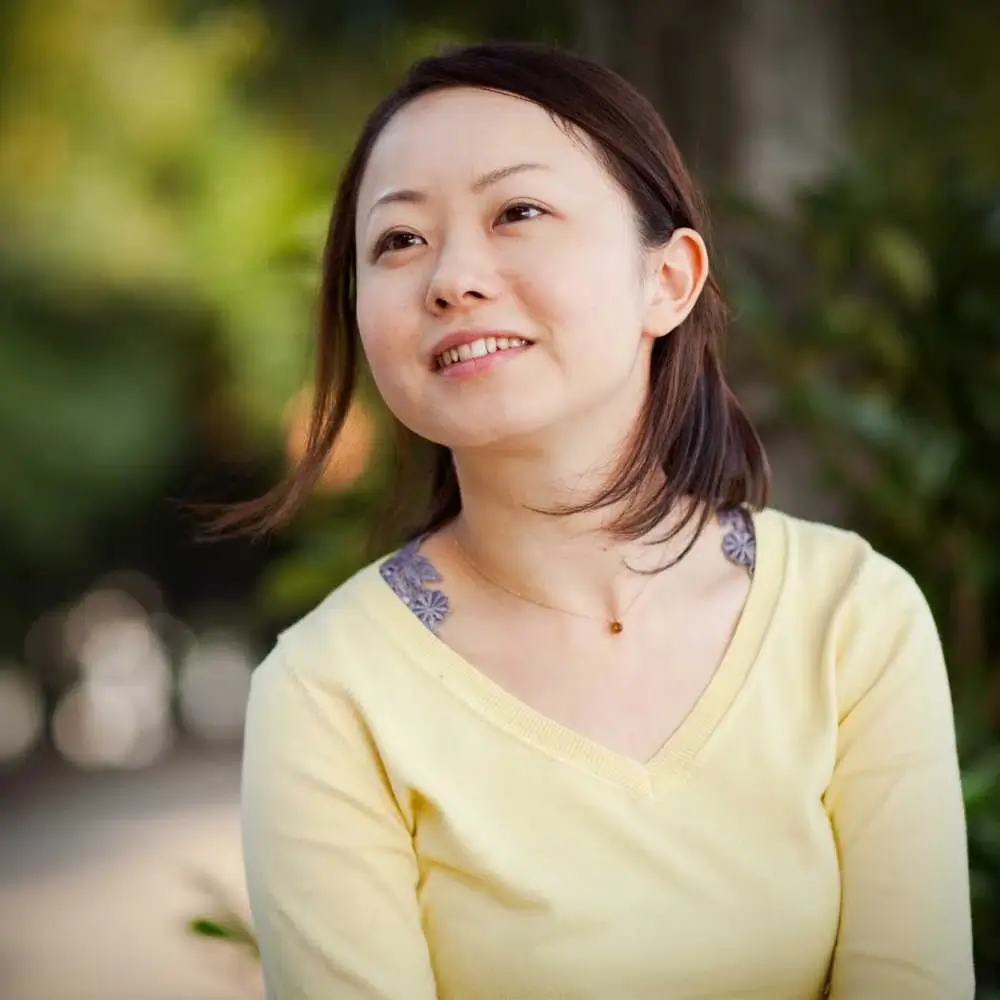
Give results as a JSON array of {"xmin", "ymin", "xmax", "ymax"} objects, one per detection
[{"xmin": 608, "ymin": 620, "xmax": 624, "ymax": 635}]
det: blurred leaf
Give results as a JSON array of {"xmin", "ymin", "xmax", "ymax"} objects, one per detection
[
  {"xmin": 867, "ymin": 226, "xmax": 935, "ymax": 304},
  {"xmin": 188, "ymin": 916, "xmax": 259, "ymax": 956},
  {"xmin": 964, "ymin": 754, "xmax": 1000, "ymax": 814}
]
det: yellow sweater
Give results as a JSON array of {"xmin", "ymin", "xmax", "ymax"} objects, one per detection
[{"xmin": 241, "ymin": 508, "xmax": 974, "ymax": 1000}]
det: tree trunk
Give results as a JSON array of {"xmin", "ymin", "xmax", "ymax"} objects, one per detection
[
  {"xmin": 578, "ymin": 0, "xmax": 741, "ymax": 195},
  {"xmin": 577, "ymin": 0, "xmax": 846, "ymax": 206},
  {"xmin": 731, "ymin": 0, "xmax": 847, "ymax": 214}
]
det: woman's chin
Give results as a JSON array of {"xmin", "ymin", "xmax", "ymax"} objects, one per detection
[{"xmin": 421, "ymin": 418, "xmax": 556, "ymax": 453}]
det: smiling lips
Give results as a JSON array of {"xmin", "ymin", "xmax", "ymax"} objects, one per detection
[{"xmin": 433, "ymin": 334, "xmax": 532, "ymax": 372}]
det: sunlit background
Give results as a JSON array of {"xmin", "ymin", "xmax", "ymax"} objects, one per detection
[{"xmin": 1, "ymin": 1, "xmax": 999, "ymax": 998}]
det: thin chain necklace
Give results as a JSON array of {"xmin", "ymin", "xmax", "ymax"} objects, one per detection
[{"xmin": 451, "ymin": 533, "xmax": 657, "ymax": 636}]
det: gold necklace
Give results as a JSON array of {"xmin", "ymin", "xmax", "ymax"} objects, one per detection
[{"xmin": 451, "ymin": 533, "xmax": 656, "ymax": 636}]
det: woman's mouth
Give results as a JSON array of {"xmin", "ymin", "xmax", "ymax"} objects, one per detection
[{"xmin": 433, "ymin": 335, "xmax": 532, "ymax": 372}]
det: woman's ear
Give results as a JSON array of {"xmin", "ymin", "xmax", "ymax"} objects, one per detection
[{"xmin": 643, "ymin": 228, "xmax": 710, "ymax": 338}]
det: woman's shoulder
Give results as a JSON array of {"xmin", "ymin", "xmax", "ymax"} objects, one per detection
[
  {"xmin": 755, "ymin": 509, "xmax": 941, "ymax": 722},
  {"xmin": 255, "ymin": 545, "xmax": 415, "ymax": 689},
  {"xmin": 757, "ymin": 506, "xmax": 929, "ymax": 620}
]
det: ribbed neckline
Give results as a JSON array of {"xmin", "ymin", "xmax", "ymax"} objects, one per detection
[{"xmin": 355, "ymin": 508, "xmax": 788, "ymax": 797}]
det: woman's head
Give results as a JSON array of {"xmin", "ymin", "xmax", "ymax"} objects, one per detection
[
  {"xmin": 215, "ymin": 41, "xmax": 769, "ymax": 541},
  {"xmin": 355, "ymin": 82, "xmax": 707, "ymax": 454}
]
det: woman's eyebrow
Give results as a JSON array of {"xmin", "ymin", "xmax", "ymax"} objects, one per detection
[
  {"xmin": 470, "ymin": 161, "xmax": 550, "ymax": 193},
  {"xmin": 366, "ymin": 162, "xmax": 550, "ymax": 220}
]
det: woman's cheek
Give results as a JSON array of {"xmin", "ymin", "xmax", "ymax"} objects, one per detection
[
  {"xmin": 362, "ymin": 322, "xmax": 410, "ymax": 389},
  {"xmin": 357, "ymin": 284, "xmax": 401, "ymax": 355}
]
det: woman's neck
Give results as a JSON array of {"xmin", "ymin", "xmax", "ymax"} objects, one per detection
[{"xmin": 447, "ymin": 436, "xmax": 698, "ymax": 619}]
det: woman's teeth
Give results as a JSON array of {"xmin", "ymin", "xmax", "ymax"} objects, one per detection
[{"xmin": 435, "ymin": 336, "xmax": 530, "ymax": 370}]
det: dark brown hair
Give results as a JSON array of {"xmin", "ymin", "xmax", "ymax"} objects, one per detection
[{"xmin": 208, "ymin": 41, "xmax": 769, "ymax": 550}]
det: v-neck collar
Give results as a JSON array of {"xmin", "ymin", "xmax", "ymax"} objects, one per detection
[{"xmin": 356, "ymin": 508, "xmax": 787, "ymax": 797}]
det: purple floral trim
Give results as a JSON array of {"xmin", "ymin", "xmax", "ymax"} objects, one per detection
[
  {"xmin": 379, "ymin": 538, "xmax": 451, "ymax": 633},
  {"xmin": 381, "ymin": 507, "xmax": 756, "ymax": 631},
  {"xmin": 719, "ymin": 506, "xmax": 756, "ymax": 576}
]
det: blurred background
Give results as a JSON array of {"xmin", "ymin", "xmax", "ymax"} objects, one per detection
[{"xmin": 0, "ymin": 1, "xmax": 998, "ymax": 997}]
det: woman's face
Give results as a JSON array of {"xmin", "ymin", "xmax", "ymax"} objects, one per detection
[{"xmin": 354, "ymin": 86, "xmax": 672, "ymax": 450}]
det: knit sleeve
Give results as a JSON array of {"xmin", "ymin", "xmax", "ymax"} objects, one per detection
[
  {"xmin": 240, "ymin": 637, "xmax": 438, "ymax": 1000},
  {"xmin": 824, "ymin": 556, "xmax": 975, "ymax": 999}
]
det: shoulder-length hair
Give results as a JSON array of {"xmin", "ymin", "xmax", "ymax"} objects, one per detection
[{"xmin": 208, "ymin": 41, "xmax": 769, "ymax": 550}]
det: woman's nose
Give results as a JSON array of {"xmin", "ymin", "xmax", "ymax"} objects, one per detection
[{"xmin": 425, "ymin": 237, "xmax": 502, "ymax": 314}]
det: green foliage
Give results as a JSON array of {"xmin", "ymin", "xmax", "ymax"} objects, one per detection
[
  {"xmin": 187, "ymin": 872, "xmax": 260, "ymax": 965},
  {"xmin": 259, "ymin": 0, "xmax": 576, "ymax": 51},
  {"xmin": 0, "ymin": 0, "xmax": 328, "ymax": 641},
  {"xmin": 189, "ymin": 915, "xmax": 259, "ymax": 956},
  {"xmin": 857, "ymin": 0, "xmax": 1000, "ymax": 185},
  {"xmin": 0, "ymin": 0, "xmax": 320, "ymax": 434},
  {"xmin": 962, "ymin": 731, "xmax": 1000, "ymax": 985},
  {"xmin": 0, "ymin": 274, "xmax": 188, "ymax": 564}
]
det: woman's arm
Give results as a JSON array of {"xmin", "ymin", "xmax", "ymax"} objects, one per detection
[
  {"xmin": 241, "ymin": 639, "xmax": 438, "ymax": 1000},
  {"xmin": 824, "ymin": 559, "xmax": 975, "ymax": 999}
]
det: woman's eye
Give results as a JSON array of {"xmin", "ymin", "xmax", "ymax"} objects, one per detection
[
  {"xmin": 496, "ymin": 202, "xmax": 546, "ymax": 226},
  {"xmin": 375, "ymin": 231, "xmax": 424, "ymax": 258}
]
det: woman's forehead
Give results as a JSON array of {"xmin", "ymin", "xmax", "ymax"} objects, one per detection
[{"xmin": 357, "ymin": 88, "xmax": 605, "ymax": 211}]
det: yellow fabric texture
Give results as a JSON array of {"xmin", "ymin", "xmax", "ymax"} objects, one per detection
[{"xmin": 241, "ymin": 509, "xmax": 975, "ymax": 999}]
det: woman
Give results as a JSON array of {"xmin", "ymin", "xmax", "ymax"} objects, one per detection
[{"xmin": 233, "ymin": 42, "xmax": 974, "ymax": 999}]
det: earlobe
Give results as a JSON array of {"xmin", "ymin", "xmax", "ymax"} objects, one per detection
[{"xmin": 644, "ymin": 228, "xmax": 709, "ymax": 338}]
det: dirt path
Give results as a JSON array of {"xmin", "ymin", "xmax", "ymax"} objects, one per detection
[{"xmin": 1, "ymin": 745, "xmax": 261, "ymax": 1000}]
